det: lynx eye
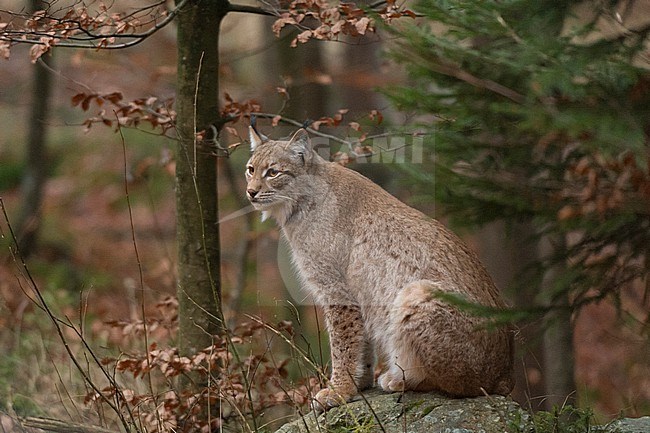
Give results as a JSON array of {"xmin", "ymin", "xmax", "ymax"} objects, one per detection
[
  {"xmin": 246, "ymin": 165, "xmax": 254, "ymax": 176},
  {"xmin": 265, "ymin": 168, "xmax": 281, "ymax": 178}
]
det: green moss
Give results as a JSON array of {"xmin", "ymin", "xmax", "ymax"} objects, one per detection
[
  {"xmin": 420, "ymin": 403, "xmax": 442, "ymax": 417},
  {"xmin": 0, "ymin": 160, "xmax": 24, "ymax": 190},
  {"xmin": 326, "ymin": 410, "xmax": 376, "ymax": 433},
  {"xmin": 9, "ymin": 393, "xmax": 44, "ymax": 417},
  {"xmin": 29, "ymin": 257, "xmax": 113, "ymax": 294},
  {"xmin": 524, "ymin": 405, "xmax": 596, "ymax": 433},
  {"xmin": 400, "ymin": 398, "xmax": 425, "ymax": 413}
]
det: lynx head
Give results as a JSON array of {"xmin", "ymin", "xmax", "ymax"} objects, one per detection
[{"xmin": 245, "ymin": 127, "xmax": 320, "ymax": 224}]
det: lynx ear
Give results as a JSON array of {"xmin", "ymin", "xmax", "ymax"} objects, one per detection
[
  {"xmin": 249, "ymin": 126, "xmax": 264, "ymax": 152},
  {"xmin": 286, "ymin": 129, "xmax": 313, "ymax": 164}
]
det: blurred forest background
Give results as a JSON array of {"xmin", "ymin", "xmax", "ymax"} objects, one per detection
[{"xmin": 0, "ymin": 0, "xmax": 649, "ymax": 431}]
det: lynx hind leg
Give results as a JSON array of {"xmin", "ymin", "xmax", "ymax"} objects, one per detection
[
  {"xmin": 379, "ymin": 281, "xmax": 435, "ymax": 392},
  {"xmin": 381, "ymin": 280, "xmax": 508, "ymax": 397}
]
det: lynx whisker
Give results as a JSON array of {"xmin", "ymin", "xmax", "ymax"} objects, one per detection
[{"xmin": 218, "ymin": 205, "xmax": 256, "ymax": 224}]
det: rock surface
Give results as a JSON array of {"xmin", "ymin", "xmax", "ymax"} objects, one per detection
[
  {"xmin": 274, "ymin": 388, "xmax": 529, "ymax": 433},
  {"xmin": 605, "ymin": 417, "xmax": 650, "ymax": 433},
  {"xmin": 274, "ymin": 388, "xmax": 650, "ymax": 433}
]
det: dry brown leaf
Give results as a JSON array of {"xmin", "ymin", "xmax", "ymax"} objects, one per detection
[
  {"xmin": 225, "ymin": 126, "xmax": 239, "ymax": 137},
  {"xmin": 355, "ymin": 17, "xmax": 371, "ymax": 35},
  {"xmin": 0, "ymin": 40, "xmax": 10, "ymax": 60}
]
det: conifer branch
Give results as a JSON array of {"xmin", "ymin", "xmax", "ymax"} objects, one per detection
[{"xmin": 430, "ymin": 60, "xmax": 526, "ymax": 104}]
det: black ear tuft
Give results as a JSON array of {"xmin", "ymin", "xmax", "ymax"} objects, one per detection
[{"xmin": 250, "ymin": 114, "xmax": 260, "ymax": 135}]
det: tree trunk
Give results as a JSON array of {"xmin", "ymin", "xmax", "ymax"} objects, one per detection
[
  {"xmin": 17, "ymin": 0, "xmax": 53, "ymax": 257},
  {"xmin": 475, "ymin": 221, "xmax": 547, "ymax": 410},
  {"xmin": 175, "ymin": 0, "xmax": 227, "ymax": 362},
  {"xmin": 543, "ymin": 305, "xmax": 575, "ymax": 409},
  {"xmin": 538, "ymin": 235, "xmax": 576, "ymax": 410}
]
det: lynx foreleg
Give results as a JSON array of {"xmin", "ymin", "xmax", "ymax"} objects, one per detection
[{"xmin": 313, "ymin": 304, "xmax": 370, "ymax": 412}]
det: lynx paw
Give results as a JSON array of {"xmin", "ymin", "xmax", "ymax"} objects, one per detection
[
  {"xmin": 311, "ymin": 387, "xmax": 349, "ymax": 413},
  {"xmin": 378, "ymin": 372, "xmax": 405, "ymax": 392}
]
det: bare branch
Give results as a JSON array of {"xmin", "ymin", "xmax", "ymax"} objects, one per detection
[
  {"xmin": 21, "ymin": 417, "xmax": 119, "ymax": 433},
  {"xmin": 248, "ymin": 112, "xmax": 426, "ymax": 162},
  {"xmin": 0, "ymin": 0, "xmax": 190, "ymax": 53},
  {"xmin": 228, "ymin": 3, "xmax": 277, "ymax": 17},
  {"xmin": 251, "ymin": 112, "xmax": 354, "ymax": 147}
]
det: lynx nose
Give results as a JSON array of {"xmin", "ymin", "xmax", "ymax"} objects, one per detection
[{"xmin": 247, "ymin": 189, "xmax": 259, "ymax": 199}]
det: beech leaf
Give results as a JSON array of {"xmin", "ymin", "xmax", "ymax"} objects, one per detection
[
  {"xmin": 296, "ymin": 30, "xmax": 312, "ymax": 44},
  {"xmin": 355, "ymin": 17, "xmax": 371, "ymax": 35}
]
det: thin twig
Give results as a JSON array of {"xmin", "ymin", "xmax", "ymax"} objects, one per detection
[
  {"xmin": 116, "ymin": 116, "xmax": 162, "ymax": 431},
  {"xmin": 193, "ymin": 52, "xmax": 204, "ymax": 176}
]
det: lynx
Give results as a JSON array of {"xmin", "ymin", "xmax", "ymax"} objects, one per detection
[{"xmin": 245, "ymin": 127, "xmax": 514, "ymax": 411}]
